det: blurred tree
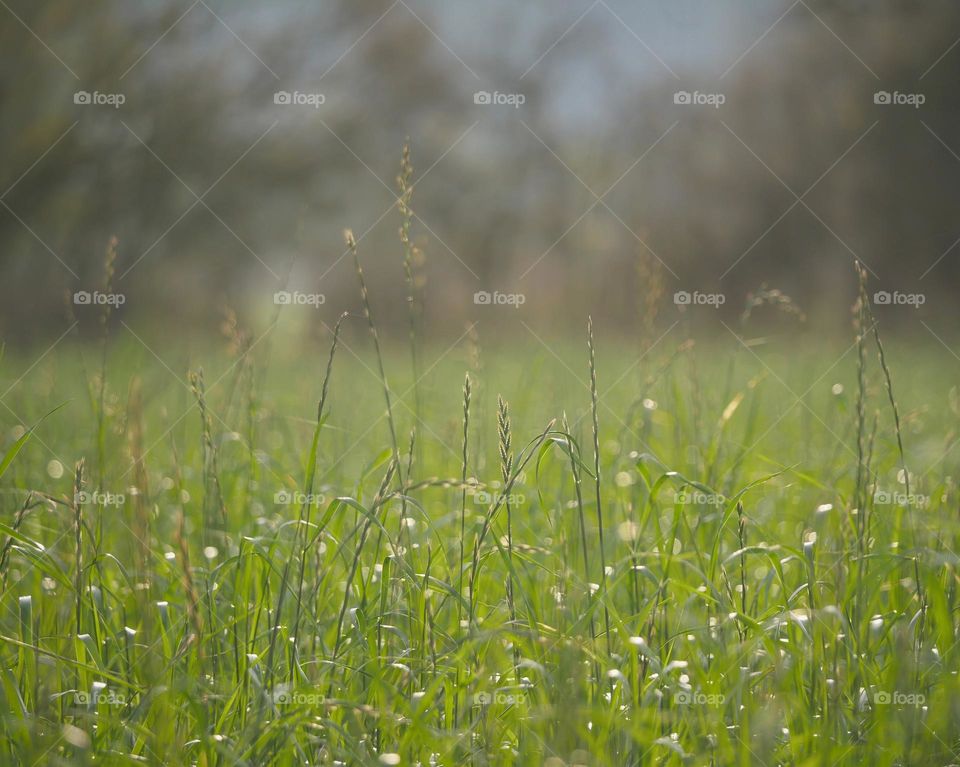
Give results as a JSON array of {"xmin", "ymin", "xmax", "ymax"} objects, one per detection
[{"xmin": 0, "ymin": 0, "xmax": 958, "ymax": 342}]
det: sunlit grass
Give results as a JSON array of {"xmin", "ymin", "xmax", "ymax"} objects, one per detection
[{"xmin": 1, "ymin": 297, "xmax": 958, "ymax": 765}]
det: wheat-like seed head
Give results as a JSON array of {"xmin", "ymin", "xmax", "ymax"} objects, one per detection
[
  {"xmin": 100, "ymin": 236, "xmax": 119, "ymax": 331},
  {"xmin": 462, "ymin": 373, "xmax": 472, "ymax": 464},
  {"xmin": 497, "ymin": 394, "xmax": 512, "ymax": 483}
]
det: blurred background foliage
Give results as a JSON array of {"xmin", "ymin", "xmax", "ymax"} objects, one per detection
[{"xmin": 1, "ymin": 0, "xmax": 959, "ymax": 344}]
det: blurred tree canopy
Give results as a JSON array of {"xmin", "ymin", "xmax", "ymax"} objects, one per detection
[{"xmin": 1, "ymin": 0, "xmax": 958, "ymax": 343}]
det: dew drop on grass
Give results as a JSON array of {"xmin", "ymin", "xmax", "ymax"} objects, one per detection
[
  {"xmin": 46, "ymin": 460, "xmax": 64, "ymax": 479},
  {"xmin": 203, "ymin": 546, "xmax": 218, "ymax": 560},
  {"xmin": 617, "ymin": 521, "xmax": 638, "ymax": 541},
  {"xmin": 62, "ymin": 723, "xmax": 90, "ymax": 749}
]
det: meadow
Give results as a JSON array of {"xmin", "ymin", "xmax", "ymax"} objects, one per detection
[{"xmin": 1, "ymin": 250, "xmax": 959, "ymax": 766}]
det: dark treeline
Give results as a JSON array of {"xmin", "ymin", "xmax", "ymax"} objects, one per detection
[{"xmin": 1, "ymin": 0, "xmax": 958, "ymax": 342}]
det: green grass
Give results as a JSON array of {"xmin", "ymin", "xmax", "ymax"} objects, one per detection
[{"xmin": 1, "ymin": 298, "xmax": 959, "ymax": 765}]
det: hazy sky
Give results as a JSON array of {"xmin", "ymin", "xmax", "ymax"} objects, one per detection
[{"xmin": 348, "ymin": 0, "xmax": 797, "ymax": 130}]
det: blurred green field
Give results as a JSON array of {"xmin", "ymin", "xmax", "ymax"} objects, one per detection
[{"xmin": 1, "ymin": 307, "xmax": 959, "ymax": 765}]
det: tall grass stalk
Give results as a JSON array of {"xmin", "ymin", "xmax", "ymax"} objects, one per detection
[
  {"xmin": 328, "ymin": 458, "xmax": 398, "ymax": 695},
  {"xmin": 72, "ymin": 460, "xmax": 84, "ymax": 635},
  {"xmin": 288, "ymin": 312, "xmax": 348, "ymax": 678},
  {"xmin": 562, "ymin": 411, "xmax": 599, "ymax": 688},
  {"xmin": 497, "ymin": 395, "xmax": 519, "ymax": 682},
  {"xmin": 454, "ymin": 373, "xmax": 471, "ymax": 726},
  {"xmin": 853, "ymin": 263, "xmax": 869, "ymax": 576},
  {"xmin": 397, "ymin": 143, "xmax": 424, "ymax": 448},
  {"xmin": 857, "ymin": 262, "xmax": 925, "ymax": 671},
  {"xmin": 188, "ymin": 368, "xmax": 226, "ymax": 538},
  {"xmin": 587, "ymin": 317, "xmax": 612, "ymax": 656},
  {"xmin": 95, "ymin": 237, "xmax": 118, "ymax": 547}
]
